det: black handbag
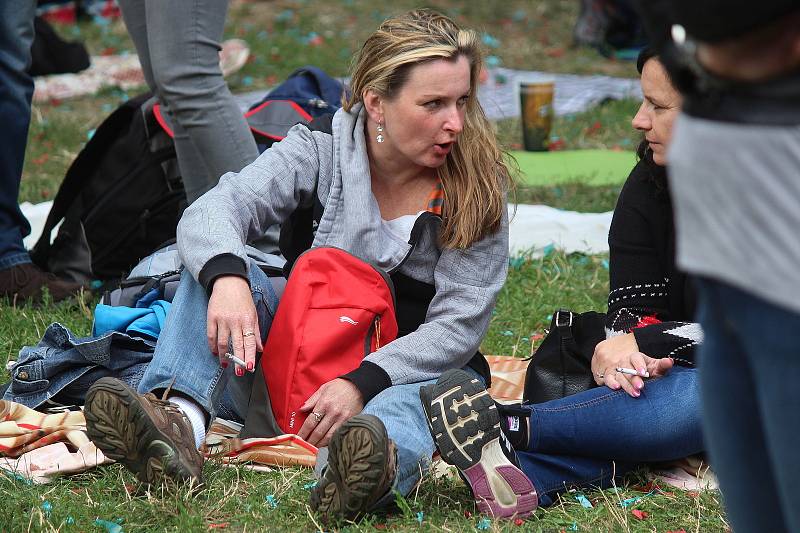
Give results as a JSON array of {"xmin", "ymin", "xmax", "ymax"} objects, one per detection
[{"xmin": 523, "ymin": 309, "xmax": 607, "ymax": 403}]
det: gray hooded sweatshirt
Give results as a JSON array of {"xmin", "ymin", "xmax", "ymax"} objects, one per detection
[{"xmin": 176, "ymin": 104, "xmax": 509, "ymax": 403}]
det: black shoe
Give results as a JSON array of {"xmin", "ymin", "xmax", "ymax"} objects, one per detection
[
  {"xmin": 420, "ymin": 369, "xmax": 538, "ymax": 518},
  {"xmin": 310, "ymin": 414, "xmax": 397, "ymax": 523}
]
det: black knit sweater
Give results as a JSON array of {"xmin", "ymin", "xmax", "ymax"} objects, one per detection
[{"xmin": 606, "ymin": 159, "xmax": 701, "ymax": 366}]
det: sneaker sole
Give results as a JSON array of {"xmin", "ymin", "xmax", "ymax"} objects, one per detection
[
  {"xmin": 84, "ymin": 377, "xmax": 201, "ymax": 487},
  {"xmin": 310, "ymin": 414, "xmax": 391, "ymax": 522},
  {"xmin": 423, "ymin": 369, "xmax": 537, "ymax": 518}
]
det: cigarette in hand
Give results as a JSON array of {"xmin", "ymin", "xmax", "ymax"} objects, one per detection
[
  {"xmin": 615, "ymin": 367, "xmax": 649, "ymax": 378},
  {"xmin": 224, "ymin": 352, "xmax": 252, "ymax": 371}
]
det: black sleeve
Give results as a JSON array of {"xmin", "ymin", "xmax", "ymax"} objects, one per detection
[{"xmin": 606, "ymin": 162, "xmax": 698, "ymax": 365}]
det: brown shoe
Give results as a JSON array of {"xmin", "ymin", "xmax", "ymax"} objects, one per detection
[
  {"xmin": 0, "ymin": 263, "xmax": 83, "ymax": 303},
  {"xmin": 84, "ymin": 377, "xmax": 204, "ymax": 488},
  {"xmin": 310, "ymin": 414, "xmax": 397, "ymax": 523}
]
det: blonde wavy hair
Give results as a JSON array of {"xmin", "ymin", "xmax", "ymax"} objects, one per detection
[{"xmin": 343, "ymin": 9, "xmax": 512, "ymax": 249}]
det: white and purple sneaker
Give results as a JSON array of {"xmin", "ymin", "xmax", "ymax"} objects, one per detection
[{"xmin": 420, "ymin": 369, "xmax": 538, "ymax": 519}]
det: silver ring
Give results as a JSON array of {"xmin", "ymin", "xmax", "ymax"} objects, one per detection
[
  {"xmin": 242, "ymin": 331, "xmax": 255, "ymax": 338},
  {"xmin": 596, "ymin": 373, "xmax": 604, "ymax": 379},
  {"xmin": 312, "ymin": 412, "xmax": 324, "ymax": 422}
]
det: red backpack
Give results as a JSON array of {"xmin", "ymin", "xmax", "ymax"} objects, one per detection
[{"xmin": 262, "ymin": 247, "xmax": 398, "ymax": 433}]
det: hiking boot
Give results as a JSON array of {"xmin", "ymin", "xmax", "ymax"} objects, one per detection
[
  {"xmin": 310, "ymin": 414, "xmax": 397, "ymax": 523},
  {"xmin": 420, "ymin": 369, "xmax": 538, "ymax": 519},
  {"xmin": 84, "ymin": 377, "xmax": 204, "ymax": 488},
  {"xmin": 0, "ymin": 263, "xmax": 83, "ymax": 303}
]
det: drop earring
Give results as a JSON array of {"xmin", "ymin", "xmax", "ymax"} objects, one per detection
[{"xmin": 376, "ymin": 122, "xmax": 384, "ymax": 143}]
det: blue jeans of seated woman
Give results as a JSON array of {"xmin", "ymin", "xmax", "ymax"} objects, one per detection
[
  {"xmin": 138, "ymin": 260, "xmax": 442, "ymax": 498},
  {"xmin": 516, "ymin": 366, "xmax": 703, "ymax": 506}
]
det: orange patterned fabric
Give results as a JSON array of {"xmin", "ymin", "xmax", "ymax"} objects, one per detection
[
  {"xmin": 426, "ymin": 180, "xmax": 444, "ymax": 215},
  {"xmin": 485, "ymin": 355, "xmax": 528, "ymax": 403}
]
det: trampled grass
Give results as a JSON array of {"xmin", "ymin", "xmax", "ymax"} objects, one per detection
[{"xmin": 2, "ymin": 1, "xmax": 727, "ymax": 531}]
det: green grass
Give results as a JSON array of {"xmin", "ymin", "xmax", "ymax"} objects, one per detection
[{"xmin": 1, "ymin": 1, "xmax": 728, "ymax": 531}]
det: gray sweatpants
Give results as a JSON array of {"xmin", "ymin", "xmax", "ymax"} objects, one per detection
[{"xmin": 118, "ymin": 0, "xmax": 259, "ymax": 203}]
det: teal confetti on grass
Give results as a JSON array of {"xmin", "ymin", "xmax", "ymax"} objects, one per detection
[
  {"xmin": 477, "ymin": 517, "xmax": 491, "ymax": 530},
  {"xmin": 41, "ymin": 500, "xmax": 52, "ymax": 517},
  {"xmin": 416, "ymin": 511, "xmax": 424, "ymax": 524},
  {"xmin": 265, "ymin": 494, "xmax": 278, "ymax": 508},
  {"xmin": 94, "ymin": 519, "xmax": 122, "ymax": 533},
  {"xmin": 575, "ymin": 493, "xmax": 593, "ymax": 508}
]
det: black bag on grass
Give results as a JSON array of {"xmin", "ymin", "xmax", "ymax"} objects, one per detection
[
  {"xmin": 31, "ymin": 93, "xmax": 185, "ymax": 283},
  {"xmin": 523, "ymin": 309, "xmax": 607, "ymax": 403}
]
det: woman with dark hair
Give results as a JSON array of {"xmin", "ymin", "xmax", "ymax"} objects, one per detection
[{"xmin": 420, "ymin": 48, "xmax": 704, "ymax": 517}]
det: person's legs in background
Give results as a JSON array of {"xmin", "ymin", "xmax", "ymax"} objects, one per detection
[
  {"xmin": 695, "ymin": 278, "xmax": 800, "ymax": 533},
  {"xmin": 142, "ymin": 0, "xmax": 258, "ymax": 203},
  {"xmin": 0, "ymin": 0, "xmax": 82, "ymax": 301}
]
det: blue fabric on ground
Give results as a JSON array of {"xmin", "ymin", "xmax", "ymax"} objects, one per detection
[{"xmin": 93, "ymin": 299, "xmax": 171, "ymax": 339}]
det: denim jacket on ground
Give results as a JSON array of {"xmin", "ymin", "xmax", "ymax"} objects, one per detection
[{"xmin": 3, "ymin": 323, "xmax": 155, "ymax": 409}]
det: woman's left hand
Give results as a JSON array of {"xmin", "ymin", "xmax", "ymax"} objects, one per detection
[{"xmin": 297, "ymin": 378, "xmax": 364, "ymax": 447}]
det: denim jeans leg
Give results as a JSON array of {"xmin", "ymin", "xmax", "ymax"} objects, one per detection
[
  {"xmin": 516, "ymin": 451, "xmax": 634, "ymax": 507},
  {"xmin": 528, "ymin": 366, "xmax": 704, "ymax": 461},
  {"xmin": 514, "ymin": 366, "xmax": 702, "ymax": 507},
  {"xmin": 360, "ymin": 378, "xmax": 438, "ymax": 498},
  {"xmin": 0, "ymin": 0, "xmax": 36, "ymax": 266},
  {"xmin": 137, "ymin": 260, "xmax": 278, "ymax": 422},
  {"xmin": 695, "ymin": 279, "xmax": 800, "ymax": 533},
  {"xmin": 143, "ymin": 0, "xmax": 259, "ymax": 202}
]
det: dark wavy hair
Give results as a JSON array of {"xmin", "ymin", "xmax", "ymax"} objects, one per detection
[{"xmin": 635, "ymin": 46, "xmax": 669, "ymax": 192}]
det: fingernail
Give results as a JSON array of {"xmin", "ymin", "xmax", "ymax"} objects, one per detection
[
  {"xmin": 236, "ymin": 367, "xmax": 243, "ymax": 377},
  {"xmin": 633, "ymin": 390, "xmax": 640, "ymax": 397},
  {"xmin": 639, "ymin": 368, "xmax": 647, "ymax": 376},
  {"xmin": 247, "ymin": 361, "xmax": 254, "ymax": 372},
  {"xmin": 635, "ymin": 382, "xmax": 643, "ymax": 390}
]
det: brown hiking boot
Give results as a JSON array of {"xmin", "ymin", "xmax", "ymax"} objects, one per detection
[
  {"xmin": 310, "ymin": 414, "xmax": 397, "ymax": 523},
  {"xmin": 84, "ymin": 377, "xmax": 204, "ymax": 488},
  {"xmin": 0, "ymin": 263, "xmax": 83, "ymax": 303}
]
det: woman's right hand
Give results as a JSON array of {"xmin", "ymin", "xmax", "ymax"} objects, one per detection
[
  {"xmin": 207, "ymin": 275, "xmax": 262, "ymax": 376},
  {"xmin": 591, "ymin": 333, "xmax": 674, "ymax": 397}
]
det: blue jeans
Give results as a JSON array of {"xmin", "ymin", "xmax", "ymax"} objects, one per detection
[
  {"xmin": 695, "ymin": 278, "xmax": 800, "ymax": 533},
  {"xmin": 517, "ymin": 366, "xmax": 704, "ymax": 506},
  {"xmin": 139, "ymin": 263, "xmax": 440, "ymax": 497},
  {"xmin": 118, "ymin": 0, "xmax": 259, "ymax": 203},
  {"xmin": 0, "ymin": 0, "xmax": 35, "ymax": 268}
]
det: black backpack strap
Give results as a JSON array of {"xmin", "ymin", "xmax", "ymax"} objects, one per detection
[
  {"xmin": 278, "ymin": 114, "xmax": 333, "ymax": 275},
  {"xmin": 30, "ymin": 93, "xmax": 152, "ymax": 267}
]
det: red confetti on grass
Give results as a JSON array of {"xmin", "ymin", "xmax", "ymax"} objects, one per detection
[
  {"xmin": 687, "ymin": 491, "xmax": 700, "ymax": 499},
  {"xmin": 514, "ymin": 518, "xmax": 525, "ymax": 526},
  {"xmin": 631, "ymin": 509, "xmax": 649, "ymax": 520},
  {"xmin": 32, "ymin": 154, "xmax": 49, "ymax": 165},
  {"xmin": 464, "ymin": 510, "xmax": 472, "ymax": 518},
  {"xmin": 100, "ymin": 47, "xmax": 117, "ymax": 56},
  {"xmin": 208, "ymin": 523, "xmax": 229, "ymax": 529},
  {"xmin": 548, "ymin": 139, "xmax": 566, "ymax": 151},
  {"xmin": 374, "ymin": 524, "xmax": 387, "ymax": 530},
  {"xmin": 545, "ymin": 47, "xmax": 565, "ymax": 58}
]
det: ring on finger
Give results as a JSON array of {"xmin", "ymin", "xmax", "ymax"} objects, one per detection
[
  {"xmin": 312, "ymin": 412, "xmax": 324, "ymax": 422},
  {"xmin": 242, "ymin": 331, "xmax": 255, "ymax": 338},
  {"xmin": 596, "ymin": 372, "xmax": 604, "ymax": 379}
]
